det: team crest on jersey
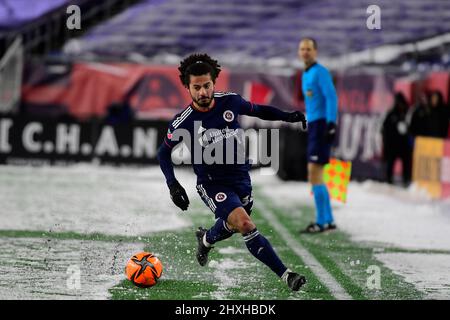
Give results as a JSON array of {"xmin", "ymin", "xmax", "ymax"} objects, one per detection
[
  {"xmin": 167, "ymin": 129, "xmax": 173, "ymax": 140},
  {"xmin": 215, "ymin": 192, "xmax": 227, "ymax": 202},
  {"xmin": 306, "ymin": 89, "xmax": 313, "ymax": 98},
  {"xmin": 223, "ymin": 110, "xmax": 234, "ymax": 122}
]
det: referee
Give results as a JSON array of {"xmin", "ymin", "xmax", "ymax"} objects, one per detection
[{"xmin": 298, "ymin": 38, "xmax": 338, "ymax": 233}]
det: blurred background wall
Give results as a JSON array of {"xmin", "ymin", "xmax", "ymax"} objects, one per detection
[{"xmin": 1, "ymin": 0, "xmax": 449, "ymax": 195}]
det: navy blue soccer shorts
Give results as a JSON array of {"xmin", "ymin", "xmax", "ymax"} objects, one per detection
[
  {"xmin": 196, "ymin": 180, "xmax": 253, "ymax": 221},
  {"xmin": 307, "ymin": 119, "xmax": 331, "ymax": 165}
]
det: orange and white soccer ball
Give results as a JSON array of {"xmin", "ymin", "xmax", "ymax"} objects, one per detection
[{"xmin": 125, "ymin": 252, "xmax": 163, "ymax": 287}]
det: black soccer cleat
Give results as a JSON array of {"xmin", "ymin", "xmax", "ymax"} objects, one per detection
[
  {"xmin": 300, "ymin": 222, "xmax": 337, "ymax": 234},
  {"xmin": 195, "ymin": 227, "xmax": 212, "ymax": 266},
  {"xmin": 283, "ymin": 270, "xmax": 307, "ymax": 291},
  {"xmin": 301, "ymin": 222, "xmax": 325, "ymax": 234},
  {"xmin": 325, "ymin": 222, "xmax": 337, "ymax": 231}
]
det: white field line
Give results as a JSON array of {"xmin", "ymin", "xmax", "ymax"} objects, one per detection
[{"xmin": 256, "ymin": 202, "xmax": 352, "ymax": 300}]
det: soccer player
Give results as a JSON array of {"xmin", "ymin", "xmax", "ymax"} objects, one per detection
[
  {"xmin": 157, "ymin": 53, "xmax": 307, "ymax": 291},
  {"xmin": 298, "ymin": 38, "xmax": 338, "ymax": 233}
]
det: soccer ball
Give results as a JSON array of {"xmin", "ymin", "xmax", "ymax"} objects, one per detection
[{"xmin": 125, "ymin": 252, "xmax": 163, "ymax": 287}]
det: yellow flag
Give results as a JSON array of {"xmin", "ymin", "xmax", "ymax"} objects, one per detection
[{"xmin": 323, "ymin": 158, "xmax": 352, "ymax": 203}]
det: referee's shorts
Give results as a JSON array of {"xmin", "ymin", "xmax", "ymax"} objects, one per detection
[{"xmin": 307, "ymin": 119, "xmax": 331, "ymax": 165}]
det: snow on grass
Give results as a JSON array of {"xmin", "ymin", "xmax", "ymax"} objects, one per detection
[
  {"xmin": 375, "ymin": 252, "xmax": 450, "ymax": 299},
  {"xmin": 217, "ymin": 246, "xmax": 247, "ymax": 255},
  {"xmin": 253, "ymin": 172, "xmax": 450, "ymax": 299},
  {"xmin": 2, "ymin": 164, "xmax": 449, "ymax": 299},
  {"xmin": 0, "ymin": 164, "xmax": 193, "ymax": 236},
  {"xmin": 0, "ymin": 237, "xmax": 144, "ymax": 300},
  {"xmin": 335, "ymin": 181, "xmax": 450, "ymax": 251},
  {"xmin": 0, "ymin": 164, "xmax": 196, "ymax": 300},
  {"xmin": 253, "ymin": 173, "xmax": 450, "ymax": 251},
  {"xmin": 208, "ymin": 258, "xmax": 258, "ymax": 300}
]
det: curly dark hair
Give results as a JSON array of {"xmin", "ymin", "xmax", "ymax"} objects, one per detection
[{"xmin": 178, "ymin": 53, "xmax": 221, "ymax": 87}]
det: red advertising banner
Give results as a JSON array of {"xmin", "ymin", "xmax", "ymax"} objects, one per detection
[
  {"xmin": 22, "ymin": 62, "xmax": 230, "ymax": 121},
  {"xmin": 24, "ymin": 62, "xmax": 441, "ymax": 183}
]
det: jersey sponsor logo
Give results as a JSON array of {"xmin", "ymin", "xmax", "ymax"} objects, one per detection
[
  {"xmin": 198, "ymin": 125, "xmax": 207, "ymax": 134},
  {"xmin": 198, "ymin": 126, "xmax": 240, "ymax": 147},
  {"xmin": 215, "ymin": 192, "xmax": 227, "ymax": 202},
  {"xmin": 223, "ymin": 110, "xmax": 234, "ymax": 122}
]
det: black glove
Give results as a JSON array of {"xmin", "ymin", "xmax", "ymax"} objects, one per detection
[
  {"xmin": 324, "ymin": 122, "xmax": 337, "ymax": 144},
  {"xmin": 168, "ymin": 180, "xmax": 189, "ymax": 211},
  {"xmin": 286, "ymin": 111, "xmax": 307, "ymax": 130}
]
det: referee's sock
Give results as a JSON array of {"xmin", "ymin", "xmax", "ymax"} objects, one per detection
[
  {"xmin": 312, "ymin": 184, "xmax": 332, "ymax": 226},
  {"xmin": 323, "ymin": 187, "xmax": 334, "ymax": 224}
]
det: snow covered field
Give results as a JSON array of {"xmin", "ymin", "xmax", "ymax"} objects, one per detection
[
  {"xmin": 0, "ymin": 164, "xmax": 192, "ymax": 299},
  {"xmin": 0, "ymin": 164, "xmax": 449, "ymax": 299},
  {"xmin": 0, "ymin": 237, "xmax": 143, "ymax": 299},
  {"xmin": 255, "ymin": 173, "xmax": 450, "ymax": 299},
  {"xmin": 0, "ymin": 165, "xmax": 191, "ymax": 236}
]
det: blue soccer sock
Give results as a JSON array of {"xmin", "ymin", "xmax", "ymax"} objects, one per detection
[
  {"xmin": 205, "ymin": 218, "xmax": 234, "ymax": 245},
  {"xmin": 312, "ymin": 184, "xmax": 334, "ymax": 226},
  {"xmin": 323, "ymin": 187, "xmax": 334, "ymax": 224},
  {"xmin": 243, "ymin": 228, "xmax": 287, "ymax": 278}
]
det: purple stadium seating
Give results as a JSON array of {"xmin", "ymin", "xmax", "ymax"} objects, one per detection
[
  {"xmin": 0, "ymin": 0, "xmax": 72, "ymax": 30},
  {"xmin": 59, "ymin": 0, "xmax": 450, "ymax": 64}
]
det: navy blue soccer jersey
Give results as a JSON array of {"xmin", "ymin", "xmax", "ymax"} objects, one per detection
[{"xmin": 157, "ymin": 92, "xmax": 291, "ymax": 186}]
